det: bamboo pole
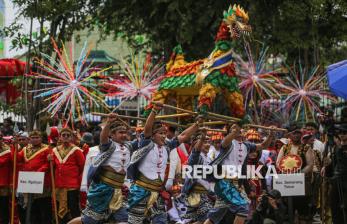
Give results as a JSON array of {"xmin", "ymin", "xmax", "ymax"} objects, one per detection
[
  {"xmin": 10, "ymin": 143, "xmax": 17, "ymax": 224},
  {"xmin": 152, "ymin": 101, "xmax": 198, "ymax": 115},
  {"xmin": 49, "ymin": 158, "xmax": 59, "ymax": 224},
  {"xmin": 244, "ymin": 124, "xmax": 287, "ymax": 132},
  {"xmin": 92, "ymin": 112, "xmax": 146, "ymax": 121},
  {"xmin": 92, "ymin": 112, "xmax": 186, "ymax": 128},
  {"xmin": 188, "ymin": 121, "xmax": 229, "ymax": 126},
  {"xmin": 206, "ymin": 111, "xmax": 241, "ymax": 122},
  {"xmin": 156, "ymin": 113, "xmax": 192, "ymax": 119},
  {"xmin": 202, "ymin": 128, "xmax": 227, "ymax": 134}
]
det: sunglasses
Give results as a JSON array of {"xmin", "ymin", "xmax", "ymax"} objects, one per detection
[{"xmin": 61, "ymin": 134, "xmax": 71, "ymax": 137}]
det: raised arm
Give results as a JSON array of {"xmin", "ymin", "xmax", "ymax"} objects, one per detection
[
  {"xmin": 221, "ymin": 124, "xmax": 240, "ymax": 149},
  {"xmin": 144, "ymin": 103, "xmax": 162, "ymax": 138},
  {"xmin": 100, "ymin": 113, "xmax": 118, "ymax": 145},
  {"xmin": 177, "ymin": 116, "xmax": 203, "ymax": 144},
  {"xmin": 256, "ymin": 127, "xmax": 276, "ymax": 151}
]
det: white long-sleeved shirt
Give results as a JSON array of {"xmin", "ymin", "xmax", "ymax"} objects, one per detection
[
  {"xmin": 80, "ymin": 146, "xmax": 100, "ymax": 192},
  {"xmin": 103, "ymin": 142, "xmax": 131, "ymax": 173},
  {"xmin": 138, "ymin": 143, "xmax": 168, "ymax": 181}
]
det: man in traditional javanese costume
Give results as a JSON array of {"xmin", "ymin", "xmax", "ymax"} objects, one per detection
[
  {"xmin": 52, "ymin": 128, "xmax": 85, "ymax": 223},
  {"xmin": 180, "ymin": 129, "xmax": 214, "ymax": 224},
  {"xmin": 127, "ymin": 103, "xmax": 201, "ymax": 224},
  {"xmin": 17, "ymin": 130, "xmax": 52, "ymax": 224},
  {"xmin": 276, "ymin": 125, "xmax": 314, "ymax": 224},
  {"xmin": 204, "ymin": 124, "xmax": 275, "ymax": 224},
  {"xmin": 81, "ymin": 115, "xmax": 135, "ymax": 224}
]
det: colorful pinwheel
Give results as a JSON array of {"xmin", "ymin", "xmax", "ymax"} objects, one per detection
[
  {"xmin": 276, "ymin": 64, "xmax": 336, "ymax": 121},
  {"xmin": 31, "ymin": 39, "xmax": 110, "ymax": 124},
  {"xmin": 232, "ymin": 42, "xmax": 281, "ymax": 122},
  {"xmin": 105, "ymin": 51, "xmax": 164, "ymax": 102},
  {"xmin": 233, "ymin": 43, "xmax": 281, "ymax": 105}
]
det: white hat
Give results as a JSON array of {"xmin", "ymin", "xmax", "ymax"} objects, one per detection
[
  {"xmin": 277, "ymin": 138, "xmax": 288, "ymax": 145},
  {"xmin": 18, "ymin": 131, "xmax": 29, "ymax": 138}
]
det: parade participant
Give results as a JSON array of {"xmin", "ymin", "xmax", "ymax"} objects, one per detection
[
  {"xmin": 276, "ymin": 125, "xmax": 314, "ymax": 224},
  {"xmin": 51, "ymin": 128, "xmax": 85, "ymax": 223},
  {"xmin": 11, "ymin": 131, "xmax": 29, "ymax": 224},
  {"xmin": 18, "ymin": 130, "xmax": 52, "ymax": 224},
  {"xmin": 48, "ymin": 126, "xmax": 60, "ymax": 147},
  {"xmin": 167, "ymin": 126, "xmax": 177, "ymax": 140},
  {"xmin": 303, "ymin": 122, "xmax": 325, "ymax": 155},
  {"xmin": 127, "ymin": 103, "xmax": 201, "ymax": 224},
  {"xmin": 0, "ymin": 131, "xmax": 11, "ymax": 224},
  {"xmin": 242, "ymin": 129, "xmax": 267, "ymax": 219},
  {"xmin": 16, "ymin": 131, "xmax": 29, "ymax": 150},
  {"xmin": 204, "ymin": 123, "xmax": 275, "ymax": 224},
  {"xmin": 166, "ymin": 141, "xmax": 191, "ymax": 191},
  {"xmin": 301, "ymin": 130, "xmax": 322, "ymax": 220},
  {"xmin": 321, "ymin": 124, "xmax": 347, "ymax": 224},
  {"xmin": 80, "ymin": 132, "xmax": 95, "ymax": 157},
  {"xmin": 1, "ymin": 117, "xmax": 14, "ymax": 136},
  {"xmin": 78, "ymin": 132, "xmax": 95, "ymax": 209},
  {"xmin": 80, "ymin": 114, "xmax": 135, "ymax": 224},
  {"xmin": 180, "ymin": 129, "xmax": 213, "ymax": 224},
  {"xmin": 207, "ymin": 132, "xmax": 223, "ymax": 161}
]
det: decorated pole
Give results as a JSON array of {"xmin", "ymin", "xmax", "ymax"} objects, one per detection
[
  {"xmin": 10, "ymin": 142, "xmax": 18, "ymax": 224},
  {"xmin": 49, "ymin": 157, "xmax": 59, "ymax": 224}
]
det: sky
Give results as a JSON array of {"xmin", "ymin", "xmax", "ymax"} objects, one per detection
[{"xmin": 2, "ymin": 0, "xmax": 41, "ymax": 58}]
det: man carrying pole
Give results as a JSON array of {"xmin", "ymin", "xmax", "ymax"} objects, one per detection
[{"xmin": 127, "ymin": 102, "xmax": 201, "ymax": 224}]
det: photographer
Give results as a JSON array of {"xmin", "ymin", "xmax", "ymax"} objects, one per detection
[
  {"xmin": 247, "ymin": 189, "xmax": 287, "ymax": 224},
  {"xmin": 321, "ymin": 123, "xmax": 347, "ymax": 223}
]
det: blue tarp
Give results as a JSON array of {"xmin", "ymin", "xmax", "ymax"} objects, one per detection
[{"xmin": 327, "ymin": 60, "xmax": 347, "ymax": 100}]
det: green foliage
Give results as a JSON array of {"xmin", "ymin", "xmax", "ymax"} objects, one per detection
[{"xmin": 94, "ymin": 0, "xmax": 347, "ymax": 65}]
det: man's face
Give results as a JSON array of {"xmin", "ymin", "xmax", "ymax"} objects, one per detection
[
  {"xmin": 153, "ymin": 129, "xmax": 167, "ymax": 147},
  {"xmin": 111, "ymin": 130, "xmax": 129, "ymax": 144},
  {"xmin": 213, "ymin": 140, "xmax": 221, "ymax": 149},
  {"xmin": 18, "ymin": 137, "xmax": 29, "ymax": 147},
  {"xmin": 167, "ymin": 131, "xmax": 175, "ymax": 139},
  {"xmin": 289, "ymin": 131, "xmax": 302, "ymax": 144},
  {"xmin": 30, "ymin": 136, "xmax": 42, "ymax": 146},
  {"xmin": 275, "ymin": 141, "xmax": 284, "ymax": 149},
  {"xmin": 60, "ymin": 132, "xmax": 72, "ymax": 144},
  {"xmin": 202, "ymin": 141, "xmax": 210, "ymax": 154},
  {"xmin": 304, "ymin": 126, "xmax": 317, "ymax": 135}
]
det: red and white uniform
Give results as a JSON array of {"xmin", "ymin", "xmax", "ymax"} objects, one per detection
[
  {"xmin": 18, "ymin": 144, "xmax": 52, "ymax": 188},
  {"xmin": 52, "ymin": 145, "xmax": 85, "ymax": 189}
]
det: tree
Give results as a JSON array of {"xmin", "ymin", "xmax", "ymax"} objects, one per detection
[{"xmin": 94, "ymin": 0, "xmax": 347, "ymax": 65}]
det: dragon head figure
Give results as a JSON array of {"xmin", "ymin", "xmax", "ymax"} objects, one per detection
[{"xmin": 223, "ymin": 4, "xmax": 251, "ymax": 39}]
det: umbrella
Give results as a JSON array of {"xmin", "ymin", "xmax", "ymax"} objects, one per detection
[{"xmin": 327, "ymin": 60, "xmax": 347, "ymax": 99}]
